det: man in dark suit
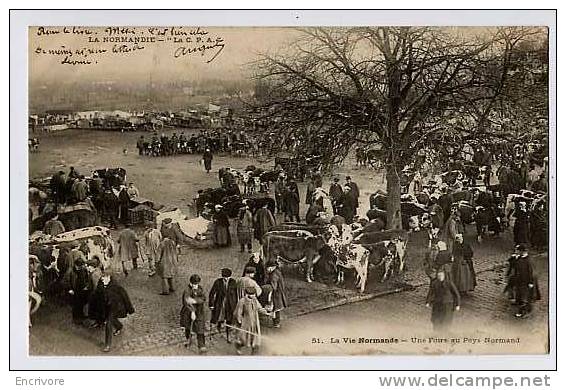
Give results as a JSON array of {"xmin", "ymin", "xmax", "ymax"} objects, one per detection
[
  {"xmin": 329, "ymin": 178, "xmax": 343, "ymax": 215},
  {"xmin": 92, "ymin": 272, "xmax": 135, "ymax": 353},
  {"xmin": 345, "ymin": 176, "xmax": 360, "ymax": 214},
  {"xmin": 513, "ymin": 245, "xmax": 538, "ymax": 318},
  {"xmin": 209, "ymin": 268, "xmax": 239, "ymax": 342},
  {"xmin": 426, "ymin": 269, "xmax": 460, "ymax": 332}
]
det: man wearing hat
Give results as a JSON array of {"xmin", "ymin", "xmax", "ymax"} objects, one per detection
[
  {"xmin": 180, "ymin": 274, "xmax": 207, "ymax": 353},
  {"xmin": 510, "ymin": 245, "xmax": 539, "ymax": 318},
  {"xmin": 254, "ymin": 203, "xmax": 276, "ymax": 244},
  {"xmin": 234, "ymin": 285, "xmax": 273, "ymax": 355},
  {"xmin": 161, "ymin": 218, "xmax": 184, "ymax": 245},
  {"xmin": 243, "ymin": 252, "xmax": 266, "ymax": 286},
  {"xmin": 142, "ymin": 223, "xmax": 161, "ymax": 277},
  {"xmin": 274, "ymin": 174, "xmax": 286, "ymax": 215},
  {"xmin": 209, "ymin": 268, "xmax": 239, "ymax": 341},
  {"xmin": 69, "ymin": 256, "xmax": 90, "ymax": 325},
  {"xmin": 238, "ymin": 266, "xmax": 263, "ymax": 300},
  {"xmin": 95, "ymin": 271, "xmax": 135, "ymax": 352},
  {"xmin": 265, "ymin": 259, "xmax": 288, "ymax": 328},
  {"xmin": 237, "ymin": 204, "xmax": 254, "ymax": 253},
  {"xmin": 329, "ymin": 177, "xmax": 344, "ymax": 215},
  {"xmin": 203, "ymin": 148, "xmax": 213, "ymax": 173},
  {"xmin": 425, "ymin": 269, "xmax": 461, "ymax": 332},
  {"xmin": 345, "ymin": 176, "xmax": 360, "ymax": 212},
  {"xmin": 157, "ymin": 237, "xmax": 178, "ymax": 295},
  {"xmin": 117, "ymin": 227, "xmax": 140, "ymax": 276}
]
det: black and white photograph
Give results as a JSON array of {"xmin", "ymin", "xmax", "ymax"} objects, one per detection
[{"xmin": 13, "ymin": 10, "xmax": 555, "ymax": 367}]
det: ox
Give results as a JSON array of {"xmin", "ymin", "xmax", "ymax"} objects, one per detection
[
  {"xmin": 353, "ymin": 229, "xmax": 409, "ymax": 282},
  {"xmin": 262, "ymin": 230, "xmax": 326, "ymax": 283},
  {"xmin": 29, "ymin": 226, "xmax": 115, "ymax": 294},
  {"xmin": 326, "ymin": 225, "xmax": 370, "ymax": 292}
]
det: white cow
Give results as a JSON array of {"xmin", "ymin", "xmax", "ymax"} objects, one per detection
[{"xmin": 328, "ymin": 224, "xmax": 370, "ymax": 293}]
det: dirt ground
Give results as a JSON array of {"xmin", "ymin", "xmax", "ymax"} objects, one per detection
[{"xmin": 27, "ymin": 128, "xmax": 549, "ymax": 356}]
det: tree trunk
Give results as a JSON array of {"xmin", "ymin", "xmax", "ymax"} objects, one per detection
[{"xmin": 386, "ymin": 164, "xmax": 403, "ymax": 230}]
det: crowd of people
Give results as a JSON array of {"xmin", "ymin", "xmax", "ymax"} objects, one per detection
[
  {"xmin": 136, "ymin": 129, "xmax": 257, "ymax": 158},
  {"xmin": 31, "ymin": 138, "xmax": 548, "ymax": 354}
]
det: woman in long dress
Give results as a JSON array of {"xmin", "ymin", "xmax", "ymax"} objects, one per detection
[
  {"xmin": 426, "ymin": 269, "xmax": 461, "ymax": 332},
  {"xmin": 213, "ymin": 205, "xmax": 231, "ymax": 247},
  {"xmin": 451, "ymin": 234, "xmax": 477, "ymax": 294}
]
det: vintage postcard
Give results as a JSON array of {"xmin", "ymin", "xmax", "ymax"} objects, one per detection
[{"xmin": 13, "ymin": 10, "xmax": 555, "ymax": 369}]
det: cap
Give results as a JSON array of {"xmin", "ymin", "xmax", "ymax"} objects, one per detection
[
  {"xmin": 189, "ymin": 274, "xmax": 201, "ymax": 284},
  {"xmin": 346, "ymin": 176, "xmax": 351, "ymax": 180},
  {"xmin": 244, "ymin": 266, "xmax": 256, "ymax": 275},
  {"xmin": 245, "ymin": 286, "xmax": 257, "ymax": 295},
  {"xmin": 221, "ymin": 268, "xmax": 232, "ymax": 277},
  {"xmin": 162, "ymin": 218, "xmax": 172, "ymax": 224}
]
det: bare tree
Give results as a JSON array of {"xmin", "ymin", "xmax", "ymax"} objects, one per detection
[{"xmin": 250, "ymin": 26, "xmax": 545, "ymax": 229}]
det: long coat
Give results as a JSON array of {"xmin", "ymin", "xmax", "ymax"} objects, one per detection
[
  {"xmin": 426, "ymin": 279, "xmax": 460, "ymax": 331},
  {"xmin": 265, "ymin": 268, "xmax": 288, "ymax": 312},
  {"xmin": 452, "ymin": 241, "xmax": 477, "ymax": 293},
  {"xmin": 161, "ymin": 222, "xmax": 185, "ymax": 245},
  {"xmin": 441, "ymin": 215, "xmax": 464, "ymax": 254},
  {"xmin": 213, "ymin": 211, "xmax": 231, "ymax": 247},
  {"xmin": 513, "ymin": 255, "xmax": 540, "ymax": 302},
  {"xmin": 346, "ymin": 181, "xmax": 360, "ymax": 208},
  {"xmin": 339, "ymin": 192, "xmax": 357, "ymax": 224},
  {"xmin": 143, "ymin": 228, "xmax": 162, "ymax": 261},
  {"xmin": 285, "ymin": 190, "xmax": 300, "ymax": 217},
  {"xmin": 254, "ymin": 208, "xmax": 276, "ymax": 241},
  {"xmin": 203, "ymin": 151, "xmax": 213, "ymax": 171},
  {"xmin": 91, "ymin": 279, "xmax": 135, "ymax": 321},
  {"xmin": 236, "ymin": 209, "xmax": 254, "ymax": 245},
  {"xmin": 179, "ymin": 286, "xmax": 206, "ymax": 334},
  {"xmin": 117, "ymin": 229, "xmax": 139, "ymax": 270},
  {"xmin": 234, "ymin": 295, "xmax": 269, "ymax": 348},
  {"xmin": 157, "ymin": 238, "xmax": 178, "ymax": 278},
  {"xmin": 513, "ymin": 209, "xmax": 530, "ymax": 245},
  {"xmin": 208, "ymin": 278, "xmax": 238, "ymax": 324}
]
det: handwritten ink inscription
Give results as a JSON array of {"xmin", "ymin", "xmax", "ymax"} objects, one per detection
[{"xmin": 32, "ymin": 26, "xmax": 226, "ymax": 66}]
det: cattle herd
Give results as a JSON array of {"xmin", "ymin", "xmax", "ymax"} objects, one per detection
[{"xmin": 28, "ymin": 138, "xmax": 549, "ymax": 324}]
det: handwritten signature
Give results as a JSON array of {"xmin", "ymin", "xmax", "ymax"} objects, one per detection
[{"xmin": 173, "ymin": 39, "xmax": 225, "ymax": 63}]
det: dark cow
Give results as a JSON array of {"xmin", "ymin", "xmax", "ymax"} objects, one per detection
[
  {"xmin": 452, "ymin": 200, "xmax": 475, "ymax": 225},
  {"xmin": 222, "ymin": 195, "xmax": 276, "ymax": 218},
  {"xmin": 262, "ymin": 230, "xmax": 326, "ymax": 283},
  {"xmin": 474, "ymin": 205, "xmax": 502, "ymax": 242},
  {"xmin": 194, "ymin": 185, "xmax": 241, "ymax": 216},
  {"xmin": 366, "ymin": 203, "xmax": 425, "ymax": 231},
  {"xmin": 369, "ymin": 191, "xmax": 388, "ymax": 210}
]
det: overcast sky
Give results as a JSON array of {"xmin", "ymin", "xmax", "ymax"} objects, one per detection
[
  {"xmin": 29, "ymin": 26, "xmax": 545, "ymax": 86},
  {"xmin": 29, "ymin": 27, "xmax": 301, "ymax": 85}
]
